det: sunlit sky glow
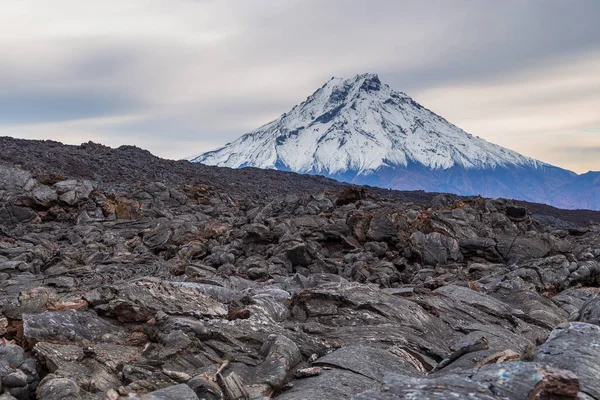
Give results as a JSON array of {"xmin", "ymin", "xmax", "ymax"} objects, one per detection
[{"xmin": 1, "ymin": 0, "xmax": 599, "ymax": 172}]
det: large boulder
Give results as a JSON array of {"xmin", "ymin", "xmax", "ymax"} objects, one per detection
[
  {"xmin": 254, "ymin": 335, "xmax": 302, "ymax": 389},
  {"xmin": 534, "ymin": 322, "xmax": 600, "ymax": 399},
  {"xmin": 576, "ymin": 296, "xmax": 600, "ymax": 326},
  {"xmin": 411, "ymin": 232, "xmax": 463, "ymax": 265},
  {"xmin": 23, "ymin": 310, "xmax": 127, "ymax": 345},
  {"xmin": 354, "ymin": 362, "xmax": 580, "ymax": 400},
  {"xmin": 0, "ymin": 344, "xmax": 39, "ymax": 400}
]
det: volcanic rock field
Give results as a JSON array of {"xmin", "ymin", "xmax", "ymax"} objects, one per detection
[{"xmin": 1, "ymin": 137, "xmax": 600, "ymax": 399}]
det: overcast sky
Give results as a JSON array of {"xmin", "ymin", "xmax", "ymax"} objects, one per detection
[{"xmin": 1, "ymin": 0, "xmax": 599, "ymax": 172}]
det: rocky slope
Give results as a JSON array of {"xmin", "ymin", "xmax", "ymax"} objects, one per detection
[
  {"xmin": 1, "ymin": 137, "xmax": 600, "ymax": 399},
  {"xmin": 192, "ymin": 73, "xmax": 597, "ymax": 210}
]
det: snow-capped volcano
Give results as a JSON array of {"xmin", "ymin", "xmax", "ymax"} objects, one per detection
[
  {"xmin": 192, "ymin": 73, "xmax": 576, "ymax": 206},
  {"xmin": 193, "ymin": 73, "xmax": 543, "ymax": 174}
]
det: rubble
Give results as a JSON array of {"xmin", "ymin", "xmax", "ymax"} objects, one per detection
[{"xmin": 0, "ymin": 138, "xmax": 600, "ymax": 399}]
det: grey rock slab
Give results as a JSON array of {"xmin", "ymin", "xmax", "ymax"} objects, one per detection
[
  {"xmin": 354, "ymin": 373, "xmax": 500, "ymax": 400},
  {"xmin": 577, "ymin": 296, "xmax": 600, "ymax": 326},
  {"xmin": 534, "ymin": 322, "xmax": 600, "ymax": 399},
  {"xmin": 491, "ymin": 289, "xmax": 567, "ymax": 329},
  {"xmin": 171, "ymin": 282, "xmax": 240, "ymax": 304},
  {"xmin": 36, "ymin": 376, "xmax": 82, "ymax": 400},
  {"xmin": 139, "ymin": 384, "xmax": 199, "ymax": 400},
  {"xmin": 1, "ymin": 370, "xmax": 27, "ymax": 388},
  {"xmin": 356, "ymin": 362, "xmax": 580, "ymax": 400},
  {"xmin": 411, "ymin": 232, "xmax": 463, "ymax": 265},
  {"xmin": 433, "ymin": 285, "xmax": 513, "ymax": 317},
  {"xmin": 34, "ymin": 342, "xmax": 141, "ymax": 374},
  {"xmin": 469, "ymin": 362, "xmax": 579, "ymax": 400},
  {"xmin": 275, "ymin": 368, "xmax": 376, "ymax": 400},
  {"xmin": 88, "ymin": 280, "xmax": 227, "ymax": 322},
  {"xmin": 254, "ymin": 335, "xmax": 302, "ymax": 389},
  {"xmin": 314, "ymin": 345, "xmax": 421, "ymax": 382},
  {"xmin": 0, "ymin": 206, "xmax": 36, "ymax": 226},
  {"xmin": 0, "ymin": 345, "xmax": 26, "ymax": 369},
  {"xmin": 552, "ymin": 288, "xmax": 596, "ymax": 319},
  {"xmin": 23, "ymin": 310, "xmax": 127, "ymax": 345},
  {"xmin": 497, "ymin": 235, "xmax": 552, "ymax": 263},
  {"xmin": 187, "ymin": 375, "xmax": 223, "ymax": 400}
]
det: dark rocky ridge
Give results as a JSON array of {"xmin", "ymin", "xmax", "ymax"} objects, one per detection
[
  {"xmin": 1, "ymin": 137, "xmax": 599, "ymax": 226},
  {"xmin": 0, "ymin": 136, "xmax": 600, "ymax": 399}
]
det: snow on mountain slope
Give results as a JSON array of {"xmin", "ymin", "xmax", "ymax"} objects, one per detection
[{"xmin": 192, "ymin": 73, "xmax": 547, "ymax": 175}]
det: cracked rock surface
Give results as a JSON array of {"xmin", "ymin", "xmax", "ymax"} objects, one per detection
[{"xmin": 1, "ymin": 138, "xmax": 600, "ymax": 399}]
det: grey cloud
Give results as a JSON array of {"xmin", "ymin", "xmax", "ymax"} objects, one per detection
[
  {"xmin": 559, "ymin": 146, "xmax": 600, "ymax": 155},
  {"xmin": 109, "ymin": 98, "xmax": 287, "ymax": 139},
  {"xmin": 0, "ymin": 90, "xmax": 140, "ymax": 124},
  {"xmin": 547, "ymin": 145, "xmax": 600, "ymax": 172},
  {"xmin": 0, "ymin": 40, "xmax": 149, "ymax": 124},
  {"xmin": 0, "ymin": 0, "xmax": 599, "ymax": 170},
  {"xmin": 222, "ymin": 0, "xmax": 600, "ymax": 90}
]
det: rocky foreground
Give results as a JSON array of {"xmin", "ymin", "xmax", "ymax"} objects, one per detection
[{"xmin": 1, "ymin": 139, "xmax": 600, "ymax": 399}]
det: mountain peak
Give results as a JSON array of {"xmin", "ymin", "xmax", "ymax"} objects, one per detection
[
  {"xmin": 322, "ymin": 73, "xmax": 383, "ymax": 103},
  {"xmin": 192, "ymin": 74, "xmax": 544, "ymax": 175}
]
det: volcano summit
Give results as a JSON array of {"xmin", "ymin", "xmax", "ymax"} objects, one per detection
[{"xmin": 192, "ymin": 74, "xmax": 599, "ymax": 210}]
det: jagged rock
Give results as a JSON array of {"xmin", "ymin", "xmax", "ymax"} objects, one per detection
[
  {"xmin": 534, "ymin": 322, "xmax": 600, "ymax": 398},
  {"xmin": 335, "ymin": 186, "xmax": 366, "ymax": 206},
  {"xmin": 1, "ymin": 138, "xmax": 600, "ymax": 400},
  {"xmin": 411, "ymin": 232, "xmax": 462, "ymax": 265},
  {"xmin": 36, "ymin": 376, "xmax": 81, "ymax": 400},
  {"xmin": 275, "ymin": 368, "xmax": 375, "ymax": 400},
  {"xmin": 244, "ymin": 224, "xmax": 271, "ymax": 242},
  {"xmin": 216, "ymin": 372, "xmax": 248, "ymax": 400},
  {"xmin": 505, "ymin": 205, "xmax": 528, "ymax": 221},
  {"xmin": 187, "ymin": 375, "xmax": 223, "ymax": 400},
  {"xmin": 576, "ymin": 296, "xmax": 600, "ymax": 325},
  {"xmin": 367, "ymin": 209, "xmax": 402, "ymax": 242},
  {"xmin": 0, "ymin": 206, "xmax": 36, "ymax": 226},
  {"xmin": 86, "ymin": 280, "xmax": 227, "ymax": 322},
  {"xmin": 566, "ymin": 260, "xmax": 600, "ymax": 287},
  {"xmin": 139, "ymin": 384, "xmax": 199, "ymax": 400},
  {"xmin": 23, "ymin": 310, "xmax": 127, "ymax": 345},
  {"xmin": 496, "ymin": 235, "xmax": 553, "ymax": 263},
  {"xmin": 284, "ymin": 243, "xmax": 312, "ymax": 267},
  {"xmin": 313, "ymin": 345, "xmax": 420, "ymax": 381},
  {"xmin": 0, "ymin": 345, "xmax": 38, "ymax": 400},
  {"xmin": 355, "ymin": 362, "xmax": 580, "ymax": 400},
  {"xmin": 253, "ymin": 335, "xmax": 302, "ymax": 389}
]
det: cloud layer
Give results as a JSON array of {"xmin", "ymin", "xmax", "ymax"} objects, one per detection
[{"xmin": 1, "ymin": 0, "xmax": 599, "ymax": 172}]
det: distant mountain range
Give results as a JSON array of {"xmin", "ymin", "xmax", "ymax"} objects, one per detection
[{"xmin": 191, "ymin": 73, "xmax": 599, "ymax": 210}]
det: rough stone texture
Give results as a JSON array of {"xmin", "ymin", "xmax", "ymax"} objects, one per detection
[
  {"xmin": 576, "ymin": 295, "xmax": 600, "ymax": 326},
  {"xmin": 36, "ymin": 376, "xmax": 81, "ymax": 400},
  {"xmin": 0, "ymin": 345, "xmax": 39, "ymax": 400},
  {"xmin": 313, "ymin": 345, "xmax": 420, "ymax": 381},
  {"xmin": 355, "ymin": 362, "xmax": 580, "ymax": 400},
  {"xmin": 138, "ymin": 384, "xmax": 199, "ymax": 400},
  {"xmin": 253, "ymin": 335, "xmax": 302, "ymax": 389},
  {"xmin": 411, "ymin": 232, "xmax": 463, "ymax": 265},
  {"xmin": 23, "ymin": 310, "xmax": 127, "ymax": 345},
  {"xmin": 276, "ymin": 369, "xmax": 375, "ymax": 400},
  {"xmin": 534, "ymin": 322, "xmax": 600, "ymax": 399},
  {"xmin": 0, "ymin": 138, "xmax": 599, "ymax": 399}
]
